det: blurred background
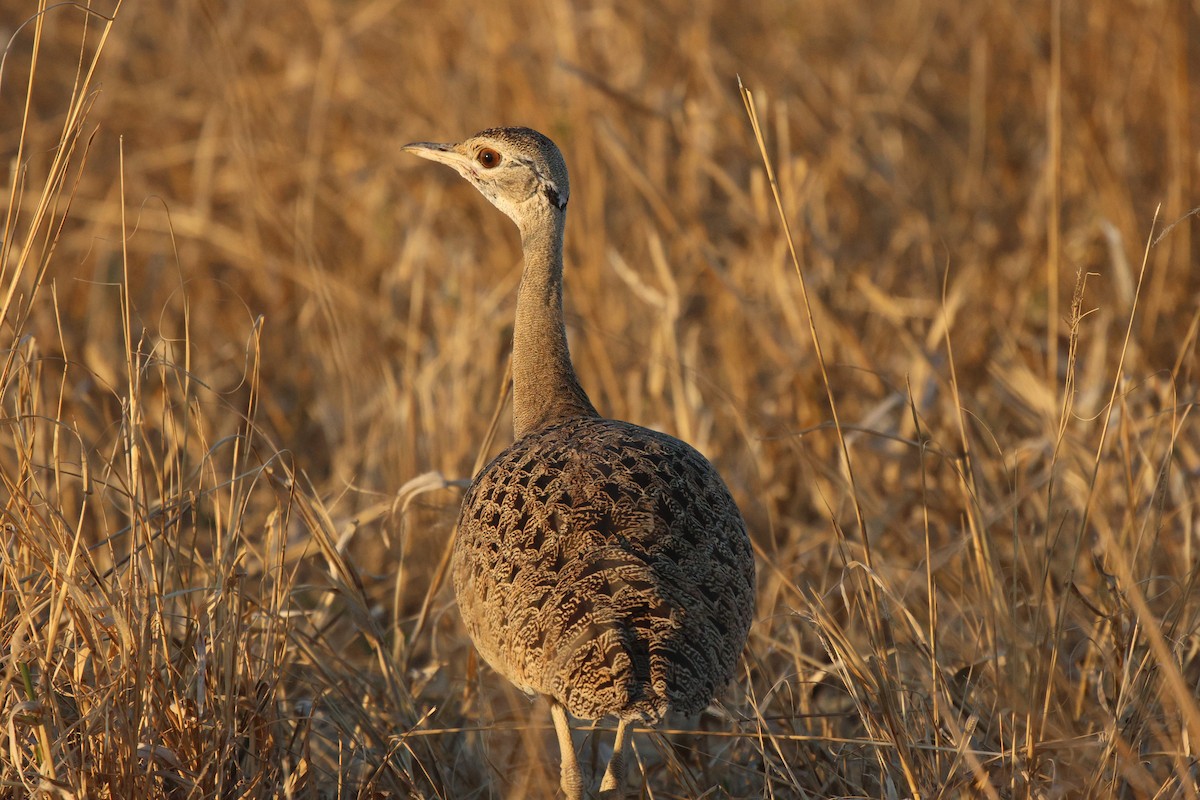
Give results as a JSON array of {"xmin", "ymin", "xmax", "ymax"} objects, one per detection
[{"xmin": 2, "ymin": 1, "xmax": 1197, "ymax": 797}]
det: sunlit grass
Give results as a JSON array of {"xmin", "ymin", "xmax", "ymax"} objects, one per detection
[{"xmin": 1, "ymin": 2, "xmax": 1197, "ymax": 797}]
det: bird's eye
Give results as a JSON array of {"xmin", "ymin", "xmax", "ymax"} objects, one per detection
[{"xmin": 477, "ymin": 148, "xmax": 501, "ymax": 168}]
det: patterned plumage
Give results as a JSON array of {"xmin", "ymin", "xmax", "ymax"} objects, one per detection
[
  {"xmin": 403, "ymin": 127, "xmax": 755, "ymax": 800},
  {"xmin": 456, "ymin": 417, "xmax": 755, "ymax": 723}
]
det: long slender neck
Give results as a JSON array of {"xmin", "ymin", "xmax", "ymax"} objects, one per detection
[{"xmin": 511, "ymin": 207, "xmax": 598, "ymax": 438}]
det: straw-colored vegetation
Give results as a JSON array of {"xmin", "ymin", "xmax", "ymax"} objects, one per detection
[{"xmin": 2, "ymin": 2, "xmax": 1197, "ymax": 798}]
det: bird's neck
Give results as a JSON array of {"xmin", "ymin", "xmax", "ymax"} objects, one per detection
[{"xmin": 512, "ymin": 210, "xmax": 598, "ymax": 439}]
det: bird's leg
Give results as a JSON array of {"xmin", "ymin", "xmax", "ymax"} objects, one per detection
[
  {"xmin": 598, "ymin": 717, "xmax": 630, "ymax": 798},
  {"xmin": 551, "ymin": 701, "xmax": 584, "ymax": 800}
]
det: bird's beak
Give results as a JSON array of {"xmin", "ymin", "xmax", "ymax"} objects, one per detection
[{"xmin": 402, "ymin": 141, "xmax": 467, "ymax": 169}]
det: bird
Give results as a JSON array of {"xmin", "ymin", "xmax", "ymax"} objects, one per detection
[{"xmin": 403, "ymin": 127, "xmax": 756, "ymax": 799}]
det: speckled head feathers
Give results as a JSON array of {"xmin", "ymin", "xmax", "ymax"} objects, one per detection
[{"xmin": 403, "ymin": 127, "xmax": 569, "ymax": 227}]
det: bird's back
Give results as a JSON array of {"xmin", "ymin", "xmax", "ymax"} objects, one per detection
[{"xmin": 453, "ymin": 416, "xmax": 756, "ymax": 723}]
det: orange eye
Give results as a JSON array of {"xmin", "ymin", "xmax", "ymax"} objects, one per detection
[{"xmin": 477, "ymin": 148, "xmax": 501, "ymax": 168}]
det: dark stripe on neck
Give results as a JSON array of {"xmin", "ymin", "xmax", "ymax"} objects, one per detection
[{"xmin": 543, "ymin": 184, "xmax": 567, "ymax": 210}]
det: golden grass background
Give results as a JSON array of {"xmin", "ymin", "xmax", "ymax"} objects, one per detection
[{"xmin": 2, "ymin": 1, "xmax": 1198, "ymax": 797}]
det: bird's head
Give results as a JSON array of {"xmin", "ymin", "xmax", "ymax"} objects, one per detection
[{"xmin": 403, "ymin": 127, "xmax": 569, "ymax": 230}]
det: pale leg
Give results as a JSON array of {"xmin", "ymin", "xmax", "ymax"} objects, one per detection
[
  {"xmin": 551, "ymin": 702, "xmax": 584, "ymax": 800},
  {"xmin": 598, "ymin": 717, "xmax": 630, "ymax": 798}
]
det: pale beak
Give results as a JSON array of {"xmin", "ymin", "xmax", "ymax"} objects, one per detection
[{"xmin": 402, "ymin": 141, "xmax": 468, "ymax": 169}]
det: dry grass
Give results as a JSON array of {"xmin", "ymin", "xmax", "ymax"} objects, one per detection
[{"xmin": 2, "ymin": 1, "xmax": 1198, "ymax": 798}]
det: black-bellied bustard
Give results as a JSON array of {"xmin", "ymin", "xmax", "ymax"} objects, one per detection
[{"xmin": 404, "ymin": 127, "xmax": 755, "ymax": 799}]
